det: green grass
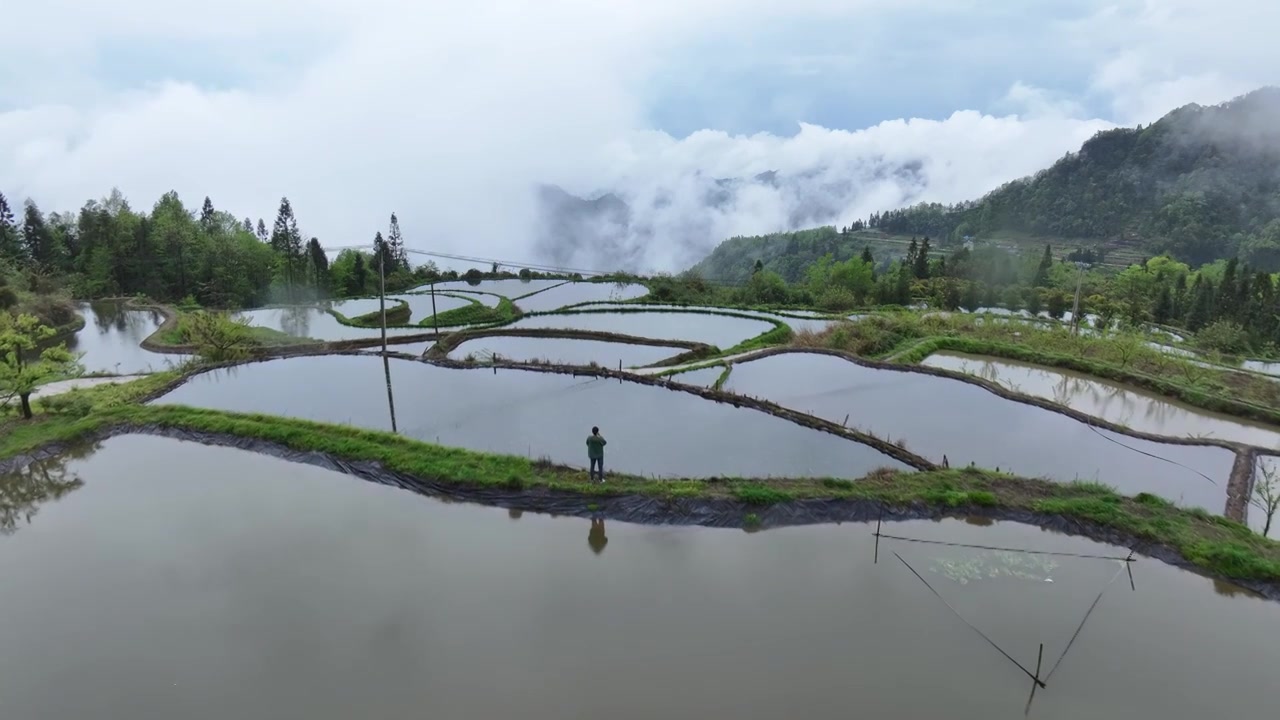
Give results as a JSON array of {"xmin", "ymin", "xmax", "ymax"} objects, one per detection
[
  {"xmin": 794, "ymin": 312, "xmax": 1280, "ymax": 427},
  {"xmin": 3, "ymin": 370, "xmax": 1279, "ymax": 588},
  {"xmin": 418, "ymin": 296, "xmax": 519, "ymax": 328}
]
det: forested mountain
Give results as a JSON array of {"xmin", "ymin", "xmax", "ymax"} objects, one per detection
[
  {"xmin": 873, "ymin": 88, "xmax": 1280, "ymax": 268},
  {"xmin": 691, "ymin": 88, "xmax": 1280, "ymax": 279}
]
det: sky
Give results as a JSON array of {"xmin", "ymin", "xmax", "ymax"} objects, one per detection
[{"xmin": 1, "ymin": 0, "xmax": 1277, "ymax": 273}]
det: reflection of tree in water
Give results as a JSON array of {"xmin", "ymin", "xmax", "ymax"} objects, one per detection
[
  {"xmin": 966, "ymin": 358, "xmax": 1191, "ymax": 437},
  {"xmin": 0, "ymin": 445, "xmax": 95, "ymax": 536},
  {"xmin": 279, "ymin": 306, "xmax": 314, "ymax": 338},
  {"xmin": 508, "ymin": 508, "xmax": 523, "ymax": 520}
]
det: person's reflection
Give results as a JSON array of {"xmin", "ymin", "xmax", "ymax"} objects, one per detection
[{"xmin": 588, "ymin": 517, "xmax": 608, "ymax": 556}]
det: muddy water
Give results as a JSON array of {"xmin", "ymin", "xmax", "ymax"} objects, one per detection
[
  {"xmin": 64, "ymin": 301, "xmax": 189, "ymax": 373},
  {"xmin": 513, "ymin": 283, "xmax": 649, "ymax": 313},
  {"xmin": 448, "ymin": 336, "xmax": 684, "ymax": 368},
  {"xmin": 922, "ymin": 352, "xmax": 1280, "ymax": 450},
  {"xmin": 1, "ymin": 435, "xmax": 1276, "ymax": 720},
  {"xmin": 235, "ymin": 307, "xmax": 425, "ymax": 341},
  {"xmin": 153, "ymin": 355, "xmax": 908, "ymax": 479},
  {"xmin": 723, "ymin": 353, "xmax": 1234, "ymax": 511},
  {"xmin": 512, "ymin": 311, "xmax": 776, "ymax": 349}
]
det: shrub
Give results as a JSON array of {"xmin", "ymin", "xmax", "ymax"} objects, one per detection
[
  {"xmin": 1194, "ymin": 320, "xmax": 1251, "ymax": 356},
  {"xmin": 38, "ymin": 390, "xmax": 94, "ymax": 417},
  {"xmin": 179, "ymin": 311, "xmax": 255, "ymax": 362}
]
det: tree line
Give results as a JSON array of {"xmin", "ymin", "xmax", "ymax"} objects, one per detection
[
  {"xmin": 0, "ymin": 188, "xmax": 431, "ymax": 309},
  {"xmin": 684, "ymin": 232, "xmax": 1280, "ymax": 354}
]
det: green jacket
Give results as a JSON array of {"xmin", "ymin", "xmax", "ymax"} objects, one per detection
[{"xmin": 586, "ymin": 434, "xmax": 607, "ymax": 460}]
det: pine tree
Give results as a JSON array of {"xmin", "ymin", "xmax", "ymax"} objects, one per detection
[
  {"xmin": 1186, "ymin": 275, "xmax": 1215, "ymax": 331},
  {"xmin": 349, "ymin": 253, "xmax": 368, "ymax": 295},
  {"xmin": 372, "ymin": 231, "xmax": 395, "ymax": 276},
  {"xmin": 905, "ymin": 239, "xmax": 918, "ymax": 272},
  {"xmin": 1218, "ymin": 258, "xmax": 1239, "ymax": 320},
  {"xmin": 752, "ymin": 259, "xmax": 764, "ymax": 275},
  {"xmin": 199, "ymin": 196, "xmax": 216, "ymax": 232},
  {"xmin": 387, "ymin": 213, "xmax": 407, "ymax": 270},
  {"xmin": 860, "ymin": 245, "xmax": 874, "ymax": 269},
  {"xmin": 0, "ymin": 192, "xmax": 22, "ymax": 261},
  {"xmin": 243, "ymin": 217, "xmax": 253, "ymax": 233},
  {"xmin": 914, "ymin": 237, "xmax": 931, "ymax": 279},
  {"xmin": 21, "ymin": 200, "xmax": 55, "ymax": 267},
  {"xmin": 271, "ymin": 198, "xmax": 304, "ymax": 299},
  {"xmin": 1152, "ymin": 284, "xmax": 1173, "ymax": 324},
  {"xmin": 1033, "ymin": 244, "xmax": 1053, "ymax": 287},
  {"xmin": 256, "ymin": 219, "xmax": 268, "ymax": 243},
  {"xmin": 894, "ymin": 263, "xmax": 912, "ymax": 304},
  {"xmin": 307, "ymin": 238, "xmax": 329, "ymax": 290}
]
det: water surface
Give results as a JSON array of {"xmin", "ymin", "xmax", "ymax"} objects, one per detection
[
  {"xmin": 514, "ymin": 283, "xmax": 649, "ymax": 313},
  {"xmin": 449, "ymin": 336, "xmax": 684, "ymax": 368},
  {"xmin": 235, "ymin": 307, "xmax": 425, "ymax": 341},
  {"xmin": 326, "ymin": 297, "xmax": 384, "ymax": 318},
  {"xmin": 154, "ymin": 355, "xmax": 907, "ymax": 478},
  {"xmin": 670, "ymin": 366, "xmax": 724, "ymax": 387},
  {"xmin": 388, "ymin": 293, "xmax": 472, "ymax": 323},
  {"xmin": 0, "ymin": 435, "xmax": 1276, "ymax": 720},
  {"xmin": 723, "ymin": 352, "xmax": 1234, "ymax": 510},
  {"xmin": 63, "ymin": 301, "xmax": 188, "ymax": 374},
  {"xmin": 513, "ymin": 311, "xmax": 776, "ymax": 349},
  {"xmin": 578, "ymin": 303, "xmax": 834, "ymax": 334},
  {"xmin": 922, "ymin": 352, "xmax": 1280, "ymax": 450},
  {"xmin": 414, "ymin": 278, "xmax": 566, "ymax": 299},
  {"xmin": 1243, "ymin": 359, "xmax": 1280, "ymax": 378}
]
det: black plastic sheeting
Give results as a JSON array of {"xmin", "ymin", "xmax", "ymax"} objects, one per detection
[{"xmin": 3, "ymin": 423, "xmax": 1277, "ymax": 602}]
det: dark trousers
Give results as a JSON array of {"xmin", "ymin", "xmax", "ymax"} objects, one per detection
[{"xmin": 589, "ymin": 457, "xmax": 604, "ymax": 481}]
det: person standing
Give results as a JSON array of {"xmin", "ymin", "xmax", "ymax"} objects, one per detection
[{"xmin": 586, "ymin": 426, "xmax": 607, "ymax": 482}]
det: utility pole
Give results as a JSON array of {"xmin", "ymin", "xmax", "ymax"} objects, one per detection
[
  {"xmin": 1070, "ymin": 261, "xmax": 1088, "ymax": 336},
  {"xmin": 430, "ymin": 280, "xmax": 439, "ymax": 336},
  {"xmin": 378, "ymin": 246, "xmax": 388, "ymax": 355}
]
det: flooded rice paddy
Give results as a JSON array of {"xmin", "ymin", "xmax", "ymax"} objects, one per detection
[
  {"xmin": 577, "ymin": 303, "xmax": 835, "ymax": 334},
  {"xmin": 448, "ymin": 335, "xmax": 685, "ymax": 368},
  {"xmin": 326, "ymin": 297, "xmax": 384, "ymax": 318},
  {"xmin": 235, "ymin": 307, "xmax": 425, "ymax": 341},
  {"xmin": 1243, "ymin": 359, "xmax": 1280, "ymax": 378},
  {"xmin": 65, "ymin": 301, "xmax": 188, "ymax": 374},
  {"xmin": 153, "ymin": 355, "xmax": 908, "ymax": 478},
  {"xmin": 414, "ymin": 278, "xmax": 566, "ymax": 298},
  {"xmin": 669, "ymin": 365, "xmax": 724, "ymax": 387},
  {"xmin": 388, "ymin": 293, "xmax": 473, "ymax": 322},
  {"xmin": 0, "ymin": 434, "xmax": 1276, "ymax": 719},
  {"xmin": 723, "ymin": 352, "xmax": 1235, "ymax": 511},
  {"xmin": 514, "ymin": 283, "xmax": 649, "ymax": 313},
  {"xmin": 512, "ymin": 311, "xmax": 777, "ymax": 349},
  {"xmin": 922, "ymin": 352, "xmax": 1280, "ymax": 450}
]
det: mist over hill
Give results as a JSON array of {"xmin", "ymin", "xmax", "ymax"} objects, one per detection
[{"xmin": 535, "ymin": 89, "xmax": 1280, "ymax": 276}]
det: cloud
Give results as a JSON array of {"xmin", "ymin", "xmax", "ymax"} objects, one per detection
[{"xmin": 0, "ymin": 0, "xmax": 1276, "ymax": 274}]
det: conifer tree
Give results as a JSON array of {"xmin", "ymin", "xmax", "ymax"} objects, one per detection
[{"xmin": 199, "ymin": 196, "xmax": 216, "ymax": 232}]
